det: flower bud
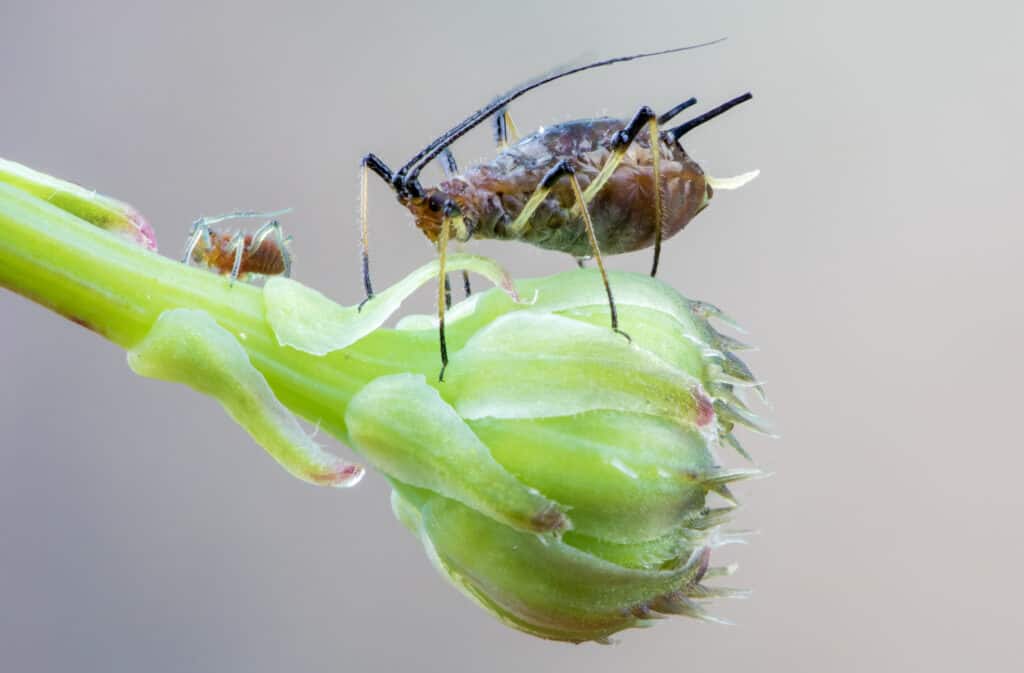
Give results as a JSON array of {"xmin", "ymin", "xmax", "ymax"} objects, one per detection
[
  {"xmin": 0, "ymin": 158, "xmax": 157, "ymax": 250},
  {"xmin": 340, "ymin": 270, "xmax": 769, "ymax": 642}
]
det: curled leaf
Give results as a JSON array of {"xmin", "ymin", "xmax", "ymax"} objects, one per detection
[
  {"xmin": 264, "ymin": 253, "xmax": 519, "ymax": 355},
  {"xmin": 127, "ymin": 309, "xmax": 362, "ymax": 487}
]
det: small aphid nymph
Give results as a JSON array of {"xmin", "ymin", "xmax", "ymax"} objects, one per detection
[
  {"xmin": 357, "ymin": 41, "xmax": 755, "ymax": 379},
  {"xmin": 182, "ymin": 210, "xmax": 293, "ymax": 283}
]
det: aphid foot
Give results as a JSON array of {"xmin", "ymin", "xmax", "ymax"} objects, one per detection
[{"xmin": 614, "ymin": 328, "xmax": 632, "ymax": 343}]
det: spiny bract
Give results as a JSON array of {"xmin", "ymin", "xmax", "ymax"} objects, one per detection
[{"xmin": 328, "ymin": 269, "xmax": 770, "ymax": 643}]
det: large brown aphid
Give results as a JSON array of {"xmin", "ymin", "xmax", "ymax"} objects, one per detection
[
  {"xmin": 183, "ymin": 210, "xmax": 292, "ymax": 283},
  {"xmin": 358, "ymin": 43, "xmax": 754, "ymax": 379}
]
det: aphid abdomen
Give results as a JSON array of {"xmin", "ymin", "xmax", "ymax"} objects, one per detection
[
  {"xmin": 464, "ymin": 118, "xmax": 709, "ymax": 257},
  {"xmin": 237, "ymin": 235, "xmax": 287, "ymax": 276}
]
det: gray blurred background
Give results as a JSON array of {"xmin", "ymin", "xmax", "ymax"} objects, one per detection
[{"xmin": 2, "ymin": 1, "xmax": 1021, "ymax": 671}]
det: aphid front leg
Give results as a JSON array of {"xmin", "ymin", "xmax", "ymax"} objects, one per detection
[
  {"xmin": 435, "ymin": 203, "xmax": 464, "ymax": 382},
  {"xmin": 459, "ymin": 244, "xmax": 472, "ymax": 299},
  {"xmin": 182, "ymin": 218, "xmax": 214, "ymax": 266},
  {"xmin": 438, "ymin": 149, "xmax": 472, "ymax": 301},
  {"xmin": 358, "ymin": 153, "xmax": 394, "ymax": 310}
]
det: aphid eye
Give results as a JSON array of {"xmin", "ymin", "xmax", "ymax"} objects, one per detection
[{"xmin": 427, "ymin": 196, "xmax": 442, "ymax": 212}]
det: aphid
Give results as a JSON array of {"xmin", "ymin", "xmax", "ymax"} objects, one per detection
[
  {"xmin": 182, "ymin": 210, "xmax": 293, "ymax": 283},
  {"xmin": 358, "ymin": 42, "xmax": 754, "ymax": 379}
]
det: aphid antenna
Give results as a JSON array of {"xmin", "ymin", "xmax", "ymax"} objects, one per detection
[
  {"xmin": 197, "ymin": 208, "xmax": 293, "ymax": 227},
  {"xmin": 390, "ymin": 38, "xmax": 728, "ymax": 196},
  {"xmin": 667, "ymin": 92, "xmax": 753, "ymax": 142}
]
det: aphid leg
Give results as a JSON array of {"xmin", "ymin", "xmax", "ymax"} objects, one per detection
[
  {"xmin": 439, "ymin": 148, "xmax": 458, "ymax": 178},
  {"xmin": 358, "ymin": 159, "xmax": 374, "ymax": 308},
  {"xmin": 565, "ymin": 168, "xmax": 629, "ymax": 342},
  {"xmin": 580, "ymin": 106, "xmax": 656, "ymax": 205},
  {"xmin": 436, "ymin": 150, "xmax": 473, "ymax": 298},
  {"xmin": 248, "ymin": 219, "xmax": 292, "ymax": 277},
  {"xmin": 649, "ymin": 98, "xmax": 701, "ymax": 277},
  {"xmin": 182, "ymin": 218, "xmax": 213, "ymax": 266},
  {"xmin": 444, "ymin": 274, "xmax": 453, "ymax": 310},
  {"xmin": 493, "ymin": 106, "xmax": 520, "ymax": 151},
  {"xmin": 569, "ymin": 104, "xmax": 667, "ymax": 276},
  {"xmin": 507, "ymin": 160, "xmax": 627, "ymax": 340},
  {"xmin": 456, "ymin": 242, "xmax": 472, "ymax": 298},
  {"xmin": 436, "ymin": 204, "xmax": 462, "ymax": 382},
  {"xmin": 227, "ymin": 232, "xmax": 246, "ymax": 286},
  {"xmin": 358, "ymin": 153, "xmax": 394, "ymax": 310},
  {"xmin": 648, "ymin": 114, "xmax": 664, "ymax": 277},
  {"xmin": 505, "ymin": 160, "xmax": 572, "ymax": 237}
]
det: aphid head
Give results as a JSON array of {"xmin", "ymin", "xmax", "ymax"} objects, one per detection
[{"xmin": 401, "ymin": 187, "xmax": 473, "ymax": 243}]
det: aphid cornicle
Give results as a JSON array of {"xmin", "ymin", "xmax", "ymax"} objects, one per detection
[
  {"xmin": 183, "ymin": 210, "xmax": 293, "ymax": 283},
  {"xmin": 357, "ymin": 42, "xmax": 755, "ymax": 380}
]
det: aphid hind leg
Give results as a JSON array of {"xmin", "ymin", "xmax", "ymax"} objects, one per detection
[
  {"xmin": 580, "ymin": 106, "xmax": 656, "ymax": 205},
  {"xmin": 647, "ymin": 115, "xmax": 665, "ymax": 277},
  {"xmin": 570, "ymin": 104, "xmax": 669, "ymax": 276},
  {"xmin": 456, "ymin": 242, "xmax": 472, "ymax": 299},
  {"xmin": 649, "ymin": 99, "xmax": 700, "ymax": 277}
]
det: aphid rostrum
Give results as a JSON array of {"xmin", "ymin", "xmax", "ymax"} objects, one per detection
[
  {"xmin": 357, "ymin": 43, "xmax": 755, "ymax": 379},
  {"xmin": 183, "ymin": 210, "xmax": 293, "ymax": 283}
]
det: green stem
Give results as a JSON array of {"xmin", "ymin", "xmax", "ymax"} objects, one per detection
[{"xmin": 0, "ymin": 182, "xmax": 438, "ymax": 442}]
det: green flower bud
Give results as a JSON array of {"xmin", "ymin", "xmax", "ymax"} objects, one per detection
[
  {"xmin": 334, "ymin": 273, "xmax": 769, "ymax": 642},
  {"xmin": 0, "ymin": 158, "xmax": 157, "ymax": 250}
]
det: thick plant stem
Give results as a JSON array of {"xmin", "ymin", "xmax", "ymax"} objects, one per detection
[{"xmin": 0, "ymin": 182, "xmax": 437, "ymax": 442}]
